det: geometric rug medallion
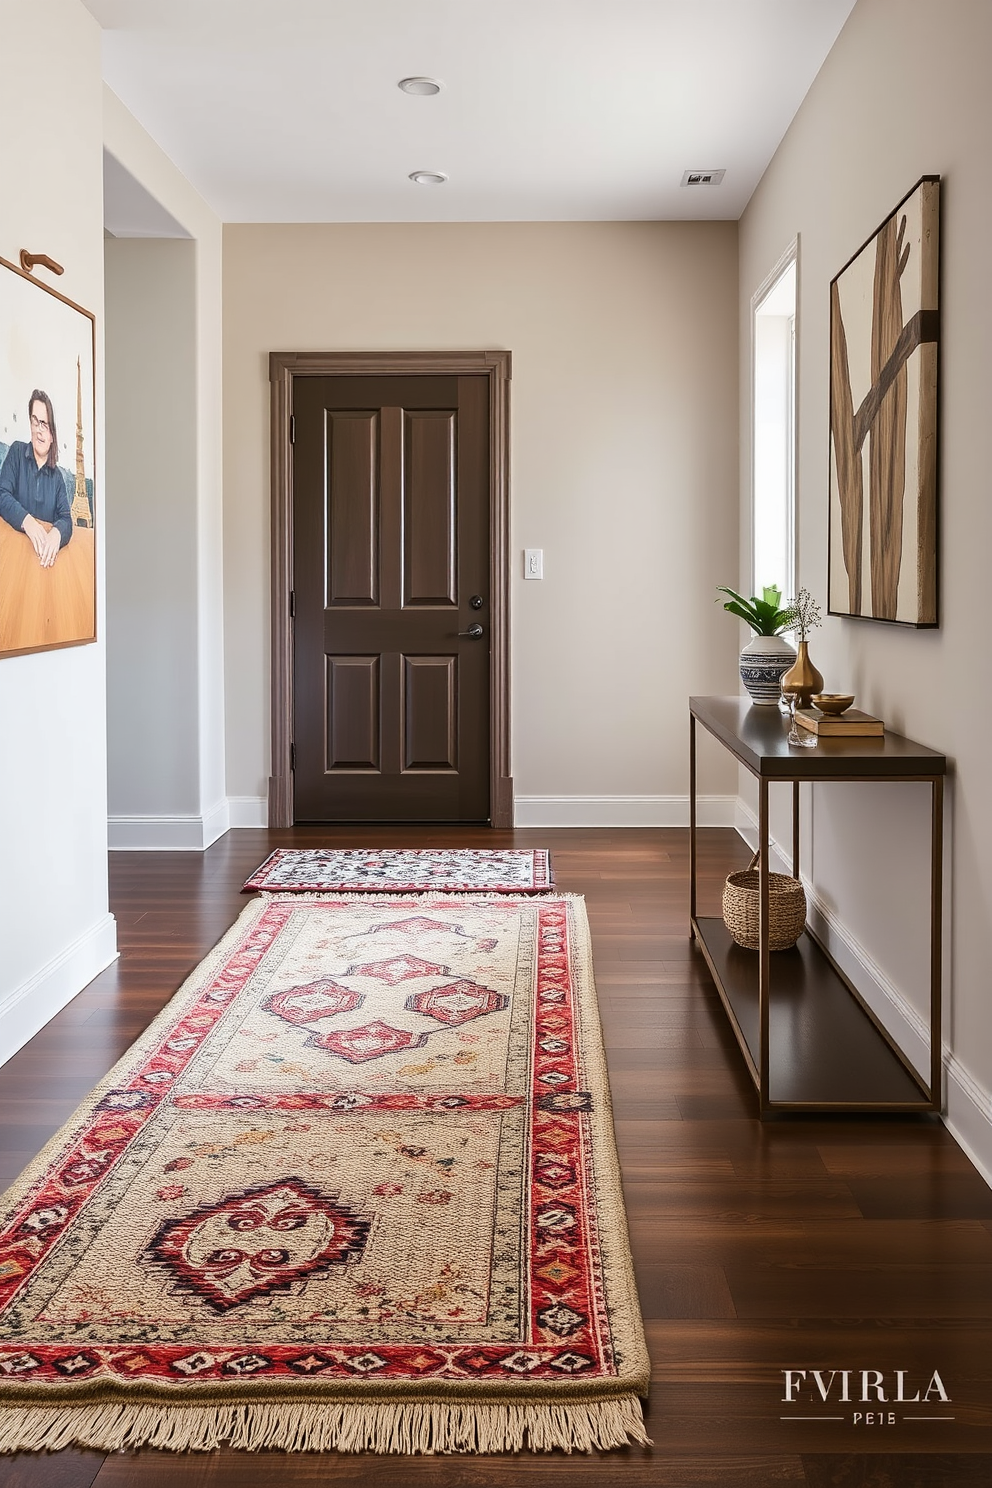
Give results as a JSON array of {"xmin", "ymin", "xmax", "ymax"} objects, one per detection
[{"xmin": 0, "ymin": 893, "xmax": 649, "ymax": 1454}]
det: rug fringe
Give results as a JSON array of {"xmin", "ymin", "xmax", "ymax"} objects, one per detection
[{"xmin": 0, "ymin": 1395, "xmax": 649, "ymax": 1455}]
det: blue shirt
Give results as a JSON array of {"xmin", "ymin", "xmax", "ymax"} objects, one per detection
[{"xmin": 0, "ymin": 441, "xmax": 73, "ymax": 547}]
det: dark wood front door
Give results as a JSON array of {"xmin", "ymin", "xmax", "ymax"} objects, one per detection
[{"xmin": 292, "ymin": 374, "xmax": 491, "ymax": 822}]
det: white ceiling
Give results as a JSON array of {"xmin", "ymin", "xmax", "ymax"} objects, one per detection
[{"xmin": 84, "ymin": 0, "xmax": 857, "ymax": 224}]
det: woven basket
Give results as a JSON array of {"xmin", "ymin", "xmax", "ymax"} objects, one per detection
[{"xmin": 722, "ymin": 850, "xmax": 806, "ymax": 951}]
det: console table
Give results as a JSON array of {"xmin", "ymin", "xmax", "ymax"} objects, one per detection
[{"xmin": 689, "ymin": 696, "xmax": 945, "ymax": 1116}]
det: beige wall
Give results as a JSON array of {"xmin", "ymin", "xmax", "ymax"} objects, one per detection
[
  {"xmin": 738, "ymin": 0, "xmax": 992, "ymax": 1160},
  {"xmin": 0, "ymin": 0, "xmax": 116, "ymax": 1055},
  {"xmin": 223, "ymin": 221, "xmax": 740, "ymax": 821}
]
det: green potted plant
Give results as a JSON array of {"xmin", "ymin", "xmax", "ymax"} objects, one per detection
[{"xmin": 717, "ymin": 585, "xmax": 797, "ymax": 704}]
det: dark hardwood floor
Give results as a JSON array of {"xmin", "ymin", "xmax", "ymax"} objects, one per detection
[{"xmin": 1, "ymin": 825, "xmax": 990, "ymax": 1488}]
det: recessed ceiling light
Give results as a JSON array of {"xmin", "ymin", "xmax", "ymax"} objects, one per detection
[
  {"xmin": 399, "ymin": 77, "xmax": 441, "ymax": 96},
  {"xmin": 409, "ymin": 171, "xmax": 447, "ymax": 186}
]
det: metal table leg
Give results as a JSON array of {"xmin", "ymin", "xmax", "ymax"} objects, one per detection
[
  {"xmin": 930, "ymin": 774, "xmax": 944, "ymax": 1110},
  {"xmin": 759, "ymin": 776, "xmax": 770, "ymax": 1114},
  {"xmin": 689, "ymin": 714, "xmax": 697, "ymax": 932}
]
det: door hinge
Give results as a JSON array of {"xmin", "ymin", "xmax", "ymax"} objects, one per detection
[
  {"xmin": 289, "ymin": 589, "xmax": 295, "ymax": 619},
  {"xmin": 289, "ymin": 742, "xmax": 296, "ymax": 771},
  {"xmin": 289, "ymin": 414, "xmax": 296, "ymax": 445}
]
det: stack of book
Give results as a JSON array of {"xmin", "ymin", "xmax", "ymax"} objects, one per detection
[{"xmin": 795, "ymin": 708, "xmax": 884, "ymax": 737}]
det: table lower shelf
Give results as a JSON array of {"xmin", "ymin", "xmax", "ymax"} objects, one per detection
[{"xmin": 692, "ymin": 916, "xmax": 931, "ymax": 1111}]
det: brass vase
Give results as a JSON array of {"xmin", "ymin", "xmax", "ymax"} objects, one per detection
[{"xmin": 779, "ymin": 640, "xmax": 823, "ymax": 708}]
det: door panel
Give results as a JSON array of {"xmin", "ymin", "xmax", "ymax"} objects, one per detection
[
  {"xmin": 402, "ymin": 655, "xmax": 457, "ymax": 771},
  {"xmin": 326, "ymin": 411, "xmax": 379, "ymax": 607},
  {"xmin": 325, "ymin": 656, "xmax": 380, "ymax": 771},
  {"xmin": 293, "ymin": 374, "xmax": 489, "ymax": 822},
  {"xmin": 403, "ymin": 410, "xmax": 456, "ymax": 606}
]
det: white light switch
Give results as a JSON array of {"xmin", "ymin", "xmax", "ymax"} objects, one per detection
[{"xmin": 524, "ymin": 548, "xmax": 544, "ymax": 580}]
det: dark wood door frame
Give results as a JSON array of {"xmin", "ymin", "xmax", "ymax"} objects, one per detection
[{"xmin": 268, "ymin": 350, "xmax": 513, "ymax": 828}]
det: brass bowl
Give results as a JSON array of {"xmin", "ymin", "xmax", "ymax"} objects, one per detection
[{"xmin": 811, "ymin": 693, "xmax": 855, "ymax": 716}]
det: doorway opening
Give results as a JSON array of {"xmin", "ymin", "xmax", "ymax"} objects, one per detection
[{"xmin": 104, "ymin": 152, "xmax": 201, "ymax": 847}]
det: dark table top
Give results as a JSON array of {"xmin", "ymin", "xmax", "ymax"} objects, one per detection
[{"xmin": 690, "ymin": 696, "xmax": 946, "ymax": 779}]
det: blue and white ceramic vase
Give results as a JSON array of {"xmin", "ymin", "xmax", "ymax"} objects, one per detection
[{"xmin": 739, "ymin": 634, "xmax": 796, "ymax": 705}]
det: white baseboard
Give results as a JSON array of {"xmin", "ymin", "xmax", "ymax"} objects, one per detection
[
  {"xmin": 108, "ymin": 797, "xmax": 262, "ymax": 848},
  {"xmin": 735, "ymin": 797, "xmax": 992, "ymax": 1191},
  {"xmin": 201, "ymin": 798, "xmax": 231, "ymax": 846},
  {"xmin": 108, "ymin": 811, "xmax": 228, "ymax": 850},
  {"xmin": 227, "ymin": 796, "xmax": 269, "ymax": 828},
  {"xmin": 734, "ymin": 796, "xmax": 762, "ymax": 846},
  {"xmin": 0, "ymin": 913, "xmax": 118, "ymax": 1067},
  {"xmin": 944, "ymin": 1060, "xmax": 992, "ymax": 1194},
  {"xmin": 108, "ymin": 815, "xmax": 205, "ymax": 850},
  {"xmin": 513, "ymin": 795, "xmax": 737, "ymax": 828}
]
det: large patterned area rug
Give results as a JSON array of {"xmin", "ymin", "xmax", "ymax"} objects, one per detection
[
  {"xmin": 242, "ymin": 848, "xmax": 554, "ymax": 895},
  {"xmin": 0, "ymin": 893, "xmax": 649, "ymax": 1455}
]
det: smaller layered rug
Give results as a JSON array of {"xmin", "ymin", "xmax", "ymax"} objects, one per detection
[
  {"xmin": 242, "ymin": 848, "xmax": 554, "ymax": 896},
  {"xmin": 0, "ymin": 893, "xmax": 648, "ymax": 1455}
]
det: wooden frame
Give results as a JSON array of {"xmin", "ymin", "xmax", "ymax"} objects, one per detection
[
  {"xmin": 828, "ymin": 176, "xmax": 940, "ymax": 627},
  {"xmin": 0, "ymin": 255, "xmax": 97, "ymax": 659},
  {"xmin": 268, "ymin": 350, "xmax": 512, "ymax": 828}
]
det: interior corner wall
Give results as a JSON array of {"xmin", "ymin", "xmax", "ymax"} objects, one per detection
[
  {"xmin": 737, "ymin": 0, "xmax": 992, "ymax": 1172},
  {"xmin": 0, "ymin": 0, "xmax": 117, "ymax": 1060},
  {"xmin": 105, "ymin": 239, "xmax": 200, "ymax": 822},
  {"xmin": 222, "ymin": 221, "xmax": 741, "ymax": 828},
  {"xmin": 102, "ymin": 89, "xmax": 227, "ymax": 848}
]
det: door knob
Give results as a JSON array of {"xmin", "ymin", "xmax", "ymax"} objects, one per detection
[
  {"xmin": 458, "ymin": 624, "xmax": 484, "ymax": 639},
  {"xmin": 469, "ymin": 594, "xmax": 484, "ymax": 609}
]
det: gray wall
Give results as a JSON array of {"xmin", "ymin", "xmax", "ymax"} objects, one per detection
[
  {"xmin": 104, "ymin": 237, "xmax": 200, "ymax": 818},
  {"xmin": 103, "ymin": 89, "xmax": 227, "ymax": 849}
]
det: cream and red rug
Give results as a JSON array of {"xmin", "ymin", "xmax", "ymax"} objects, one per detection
[
  {"xmin": 242, "ymin": 848, "xmax": 554, "ymax": 895},
  {"xmin": 0, "ymin": 893, "xmax": 648, "ymax": 1454}
]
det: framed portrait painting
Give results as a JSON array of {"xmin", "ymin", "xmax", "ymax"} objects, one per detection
[
  {"xmin": 0, "ymin": 256, "xmax": 97, "ymax": 658},
  {"xmin": 828, "ymin": 176, "xmax": 939, "ymax": 626}
]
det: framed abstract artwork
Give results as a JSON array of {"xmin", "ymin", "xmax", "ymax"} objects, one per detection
[
  {"xmin": 0, "ymin": 255, "xmax": 96, "ymax": 659},
  {"xmin": 828, "ymin": 176, "xmax": 939, "ymax": 626}
]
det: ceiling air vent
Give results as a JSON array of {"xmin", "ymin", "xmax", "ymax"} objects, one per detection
[{"xmin": 681, "ymin": 169, "xmax": 726, "ymax": 187}]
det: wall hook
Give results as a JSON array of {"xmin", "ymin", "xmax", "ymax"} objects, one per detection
[{"xmin": 19, "ymin": 250, "xmax": 64, "ymax": 277}]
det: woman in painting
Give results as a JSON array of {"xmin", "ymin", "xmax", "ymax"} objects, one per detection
[{"xmin": 0, "ymin": 389, "xmax": 72, "ymax": 568}]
